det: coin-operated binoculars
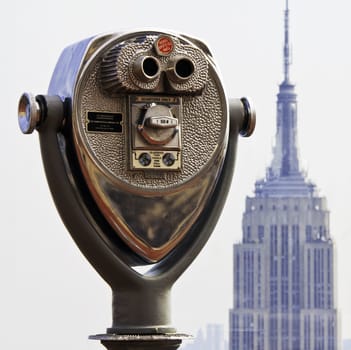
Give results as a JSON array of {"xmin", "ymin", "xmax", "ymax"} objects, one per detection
[{"xmin": 18, "ymin": 30, "xmax": 255, "ymax": 350}]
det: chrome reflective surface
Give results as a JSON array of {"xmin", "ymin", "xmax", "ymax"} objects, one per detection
[{"xmin": 70, "ymin": 31, "xmax": 229, "ymax": 262}]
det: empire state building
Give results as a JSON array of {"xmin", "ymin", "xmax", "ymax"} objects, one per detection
[{"xmin": 229, "ymin": 2, "xmax": 339, "ymax": 350}]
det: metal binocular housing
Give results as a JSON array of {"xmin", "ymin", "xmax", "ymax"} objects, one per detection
[{"xmin": 18, "ymin": 30, "xmax": 255, "ymax": 350}]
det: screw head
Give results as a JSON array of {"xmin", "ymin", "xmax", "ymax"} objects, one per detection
[
  {"xmin": 138, "ymin": 153, "xmax": 152, "ymax": 166},
  {"xmin": 162, "ymin": 153, "xmax": 176, "ymax": 167}
]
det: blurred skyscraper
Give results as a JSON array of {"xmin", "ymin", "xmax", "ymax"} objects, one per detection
[
  {"xmin": 229, "ymin": 1, "xmax": 339, "ymax": 349},
  {"xmin": 182, "ymin": 324, "xmax": 227, "ymax": 350}
]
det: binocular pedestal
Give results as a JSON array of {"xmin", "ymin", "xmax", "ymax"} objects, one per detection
[
  {"xmin": 18, "ymin": 30, "xmax": 255, "ymax": 350},
  {"xmin": 20, "ymin": 91, "xmax": 253, "ymax": 350}
]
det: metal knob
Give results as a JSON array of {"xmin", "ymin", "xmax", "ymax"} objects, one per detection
[
  {"xmin": 229, "ymin": 97, "xmax": 256, "ymax": 137},
  {"xmin": 240, "ymin": 97, "xmax": 256, "ymax": 137},
  {"xmin": 18, "ymin": 92, "xmax": 41, "ymax": 134},
  {"xmin": 137, "ymin": 104, "xmax": 179, "ymax": 145}
]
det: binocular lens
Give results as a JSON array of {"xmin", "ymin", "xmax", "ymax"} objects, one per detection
[
  {"xmin": 132, "ymin": 56, "xmax": 160, "ymax": 83},
  {"xmin": 175, "ymin": 58, "xmax": 194, "ymax": 79},
  {"xmin": 142, "ymin": 57, "xmax": 160, "ymax": 78}
]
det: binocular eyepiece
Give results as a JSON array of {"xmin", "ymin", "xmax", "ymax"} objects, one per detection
[
  {"xmin": 18, "ymin": 30, "xmax": 255, "ymax": 350},
  {"xmin": 99, "ymin": 34, "xmax": 209, "ymax": 96}
]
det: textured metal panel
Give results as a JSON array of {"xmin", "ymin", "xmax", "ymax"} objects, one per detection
[
  {"xmin": 70, "ymin": 31, "xmax": 228, "ymax": 261},
  {"xmin": 75, "ymin": 38, "xmax": 225, "ymax": 189}
]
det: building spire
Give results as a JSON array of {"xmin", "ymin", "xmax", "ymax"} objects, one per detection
[
  {"xmin": 267, "ymin": 0, "xmax": 302, "ymax": 181},
  {"xmin": 284, "ymin": 0, "xmax": 291, "ymax": 83},
  {"xmin": 254, "ymin": 0, "xmax": 317, "ymax": 197}
]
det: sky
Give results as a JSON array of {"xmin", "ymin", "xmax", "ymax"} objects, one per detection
[{"xmin": 1, "ymin": 0, "xmax": 351, "ymax": 349}]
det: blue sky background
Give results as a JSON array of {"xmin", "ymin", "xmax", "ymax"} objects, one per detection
[{"xmin": 1, "ymin": 0, "xmax": 350, "ymax": 349}]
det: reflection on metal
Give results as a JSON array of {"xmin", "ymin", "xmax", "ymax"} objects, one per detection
[{"xmin": 79, "ymin": 150, "xmax": 220, "ymax": 262}]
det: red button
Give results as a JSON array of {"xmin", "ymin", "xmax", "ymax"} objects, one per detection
[{"xmin": 156, "ymin": 36, "xmax": 174, "ymax": 56}]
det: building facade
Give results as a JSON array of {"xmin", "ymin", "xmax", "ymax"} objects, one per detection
[{"xmin": 229, "ymin": 2, "xmax": 338, "ymax": 350}]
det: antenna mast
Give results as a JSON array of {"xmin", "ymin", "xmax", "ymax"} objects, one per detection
[{"xmin": 284, "ymin": 0, "xmax": 292, "ymax": 82}]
